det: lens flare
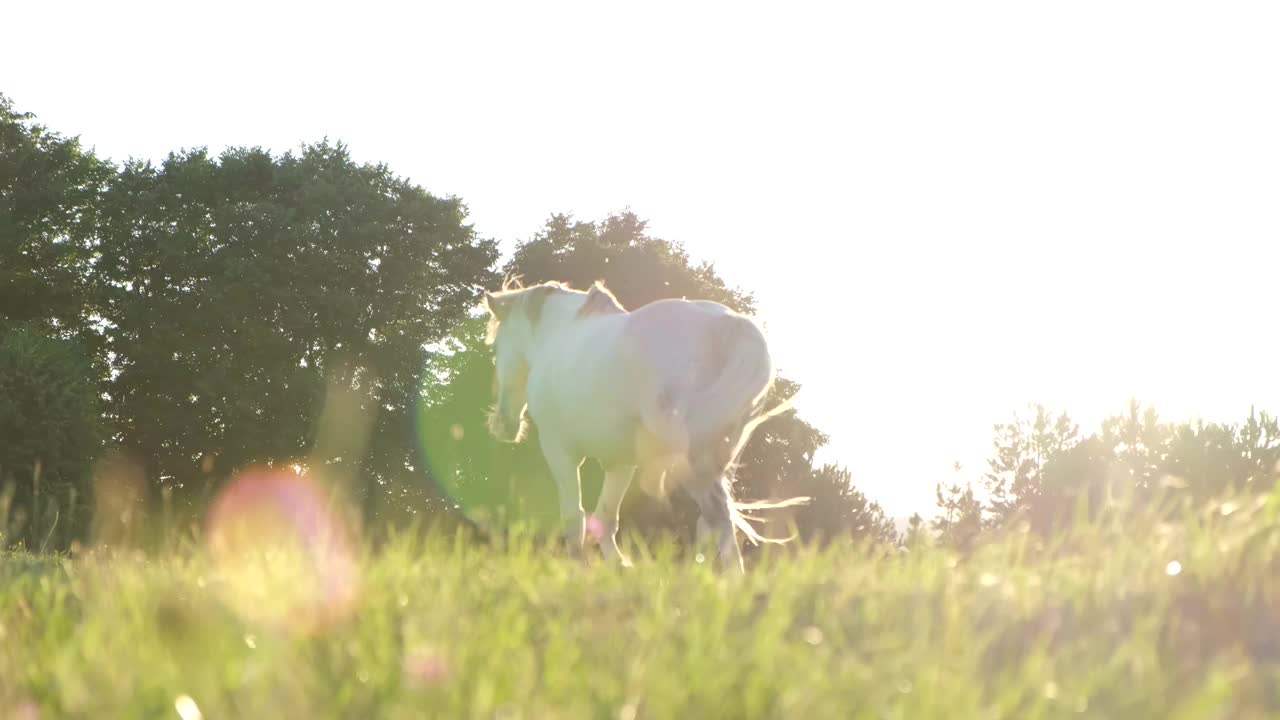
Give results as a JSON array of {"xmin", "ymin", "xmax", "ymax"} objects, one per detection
[
  {"xmin": 10, "ymin": 698, "xmax": 39, "ymax": 720},
  {"xmin": 90, "ymin": 450, "xmax": 146, "ymax": 549},
  {"xmin": 204, "ymin": 467, "xmax": 360, "ymax": 634},
  {"xmin": 174, "ymin": 695, "xmax": 202, "ymax": 720},
  {"xmin": 415, "ymin": 388, "xmax": 567, "ymax": 538},
  {"xmin": 402, "ymin": 646, "xmax": 450, "ymax": 687}
]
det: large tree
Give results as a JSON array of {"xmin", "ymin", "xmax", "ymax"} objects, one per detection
[
  {"xmin": 0, "ymin": 93, "xmax": 113, "ymax": 550},
  {"xmin": 92, "ymin": 142, "xmax": 499, "ymax": 529},
  {"xmin": 0, "ymin": 92, "xmax": 114, "ymax": 345}
]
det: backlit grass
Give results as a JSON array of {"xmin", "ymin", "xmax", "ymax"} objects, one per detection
[{"xmin": 3, "ymin": 490, "xmax": 1280, "ymax": 719}]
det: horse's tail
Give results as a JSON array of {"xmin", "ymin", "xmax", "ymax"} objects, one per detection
[
  {"xmin": 634, "ymin": 312, "xmax": 772, "ymax": 479},
  {"xmin": 684, "ymin": 313, "xmax": 812, "ymax": 543},
  {"xmin": 727, "ymin": 388, "xmax": 811, "ymax": 545},
  {"xmin": 683, "ymin": 312, "xmax": 777, "ymax": 447},
  {"xmin": 699, "ymin": 474, "xmax": 812, "ymax": 548},
  {"xmin": 729, "ymin": 494, "xmax": 812, "ymax": 545},
  {"xmin": 634, "ymin": 311, "xmax": 812, "ymax": 536}
]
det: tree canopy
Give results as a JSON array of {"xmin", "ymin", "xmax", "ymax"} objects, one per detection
[
  {"xmin": 90, "ymin": 142, "xmax": 498, "ymax": 529},
  {"xmin": 1, "ymin": 93, "xmax": 114, "ymax": 344},
  {"xmin": 932, "ymin": 400, "xmax": 1280, "ymax": 551},
  {"xmin": 2, "ymin": 92, "xmax": 503, "ymax": 546}
]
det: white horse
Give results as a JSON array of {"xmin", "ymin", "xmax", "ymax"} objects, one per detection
[{"xmin": 481, "ymin": 277, "xmax": 808, "ymax": 572}]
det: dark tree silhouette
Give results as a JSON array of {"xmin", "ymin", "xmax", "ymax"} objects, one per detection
[
  {"xmin": 0, "ymin": 328, "xmax": 104, "ymax": 550},
  {"xmin": 90, "ymin": 141, "xmax": 499, "ymax": 532},
  {"xmin": 0, "ymin": 93, "xmax": 113, "ymax": 550},
  {"xmin": 0, "ymin": 92, "xmax": 114, "ymax": 347},
  {"xmin": 789, "ymin": 464, "xmax": 900, "ymax": 547}
]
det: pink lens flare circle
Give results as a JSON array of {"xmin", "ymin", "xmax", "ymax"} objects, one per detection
[
  {"xmin": 204, "ymin": 467, "xmax": 361, "ymax": 634},
  {"xmin": 585, "ymin": 513, "xmax": 606, "ymax": 544}
]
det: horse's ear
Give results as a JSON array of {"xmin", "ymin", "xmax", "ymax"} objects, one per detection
[
  {"xmin": 484, "ymin": 290, "xmax": 514, "ymax": 321},
  {"xmin": 577, "ymin": 281, "xmax": 625, "ymax": 318}
]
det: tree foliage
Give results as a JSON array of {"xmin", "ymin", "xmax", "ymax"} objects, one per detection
[
  {"xmin": 0, "ymin": 328, "xmax": 104, "ymax": 550},
  {"xmin": 932, "ymin": 478, "xmax": 983, "ymax": 552},
  {"xmin": 88, "ymin": 141, "xmax": 499, "ymax": 528},
  {"xmin": 0, "ymin": 92, "xmax": 114, "ymax": 344},
  {"xmin": 0, "ymin": 92, "xmax": 114, "ymax": 550},
  {"xmin": 935, "ymin": 400, "xmax": 1280, "ymax": 550},
  {"xmin": 789, "ymin": 464, "xmax": 900, "ymax": 546},
  {"xmin": 983, "ymin": 406, "xmax": 1078, "ymax": 520}
]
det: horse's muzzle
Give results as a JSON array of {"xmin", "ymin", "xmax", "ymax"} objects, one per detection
[{"xmin": 486, "ymin": 407, "xmax": 526, "ymax": 443}]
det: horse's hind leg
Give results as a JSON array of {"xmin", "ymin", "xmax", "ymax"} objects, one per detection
[
  {"xmin": 695, "ymin": 516, "xmax": 712, "ymax": 550},
  {"xmin": 689, "ymin": 477, "xmax": 745, "ymax": 574}
]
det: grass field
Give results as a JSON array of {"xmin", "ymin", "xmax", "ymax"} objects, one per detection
[{"xmin": 3, "ymin": 492, "xmax": 1280, "ymax": 720}]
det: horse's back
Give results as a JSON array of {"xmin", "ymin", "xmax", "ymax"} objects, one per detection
[
  {"xmin": 548, "ymin": 298, "xmax": 738, "ymax": 396},
  {"xmin": 526, "ymin": 296, "xmax": 769, "ymax": 465},
  {"xmin": 627, "ymin": 297, "xmax": 764, "ymax": 367},
  {"xmin": 624, "ymin": 298, "xmax": 737, "ymax": 355}
]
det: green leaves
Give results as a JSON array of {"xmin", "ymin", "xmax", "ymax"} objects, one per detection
[
  {"xmin": 959, "ymin": 400, "xmax": 1280, "ymax": 545},
  {"xmin": 0, "ymin": 92, "xmax": 114, "ymax": 344},
  {"xmin": 91, "ymin": 141, "xmax": 499, "ymax": 525},
  {"xmin": 3, "ymin": 90, "xmax": 501, "ymax": 542},
  {"xmin": 0, "ymin": 327, "xmax": 103, "ymax": 550}
]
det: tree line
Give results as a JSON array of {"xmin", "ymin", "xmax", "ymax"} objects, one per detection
[
  {"xmin": 5, "ymin": 91, "xmax": 1276, "ymax": 556},
  {"xmin": 0, "ymin": 92, "xmax": 896, "ymax": 553},
  {"xmin": 925, "ymin": 401, "xmax": 1280, "ymax": 552}
]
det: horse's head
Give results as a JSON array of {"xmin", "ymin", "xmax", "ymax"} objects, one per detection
[{"xmin": 481, "ymin": 279, "xmax": 562, "ymax": 443}]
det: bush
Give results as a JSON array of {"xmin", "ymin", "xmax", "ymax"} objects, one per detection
[{"xmin": 0, "ymin": 325, "xmax": 104, "ymax": 550}]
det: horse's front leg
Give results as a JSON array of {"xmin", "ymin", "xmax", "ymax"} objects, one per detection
[
  {"xmin": 538, "ymin": 434, "xmax": 586, "ymax": 558},
  {"xmin": 593, "ymin": 464, "xmax": 636, "ymax": 567}
]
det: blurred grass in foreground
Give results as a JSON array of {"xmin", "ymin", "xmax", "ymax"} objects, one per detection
[{"xmin": 3, "ymin": 484, "xmax": 1280, "ymax": 720}]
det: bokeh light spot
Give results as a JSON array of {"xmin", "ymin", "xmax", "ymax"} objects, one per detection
[
  {"xmin": 90, "ymin": 450, "xmax": 146, "ymax": 549},
  {"xmin": 174, "ymin": 695, "xmax": 202, "ymax": 720},
  {"xmin": 10, "ymin": 698, "xmax": 39, "ymax": 720},
  {"xmin": 415, "ymin": 390, "xmax": 565, "ymax": 538},
  {"xmin": 204, "ymin": 467, "xmax": 361, "ymax": 635},
  {"xmin": 403, "ymin": 646, "xmax": 450, "ymax": 687}
]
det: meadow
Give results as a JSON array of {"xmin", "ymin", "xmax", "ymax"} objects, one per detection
[
  {"xmin": 3, "ymin": 487, "xmax": 1279, "ymax": 720},
  {"xmin": 6, "ymin": 1, "xmax": 1280, "ymax": 711}
]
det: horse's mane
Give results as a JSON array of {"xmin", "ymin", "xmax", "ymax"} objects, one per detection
[{"xmin": 484, "ymin": 277, "xmax": 617, "ymax": 344}]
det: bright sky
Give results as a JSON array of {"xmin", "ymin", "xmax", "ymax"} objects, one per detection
[{"xmin": 5, "ymin": 0, "xmax": 1278, "ymax": 518}]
